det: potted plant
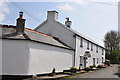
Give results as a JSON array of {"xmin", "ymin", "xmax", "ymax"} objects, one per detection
[
  {"xmin": 70, "ymin": 67, "xmax": 77, "ymax": 73},
  {"xmin": 49, "ymin": 68, "xmax": 56, "ymax": 76}
]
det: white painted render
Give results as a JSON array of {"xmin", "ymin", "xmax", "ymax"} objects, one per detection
[
  {"xmin": 2, "ymin": 39, "xmax": 29, "ymax": 75},
  {"xmin": 75, "ymin": 36, "xmax": 105, "ymax": 69},
  {"xmin": 2, "ymin": 39, "xmax": 73, "ymax": 75}
]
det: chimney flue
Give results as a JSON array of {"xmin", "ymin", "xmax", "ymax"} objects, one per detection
[
  {"xmin": 16, "ymin": 11, "xmax": 26, "ymax": 34},
  {"xmin": 65, "ymin": 17, "xmax": 72, "ymax": 28}
]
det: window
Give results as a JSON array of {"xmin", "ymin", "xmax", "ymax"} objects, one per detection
[
  {"xmin": 91, "ymin": 43, "xmax": 93, "ymax": 51},
  {"xmin": 102, "ymin": 48, "xmax": 104, "ymax": 55},
  {"xmin": 102, "ymin": 57, "xmax": 104, "ymax": 63},
  {"xmin": 96, "ymin": 46, "xmax": 98, "ymax": 53},
  {"xmin": 97, "ymin": 58, "xmax": 98, "ymax": 64},
  {"xmin": 87, "ymin": 41, "xmax": 89, "ymax": 49},
  {"xmin": 80, "ymin": 38, "xmax": 83, "ymax": 47},
  {"xmin": 80, "ymin": 56, "xmax": 82, "ymax": 66}
]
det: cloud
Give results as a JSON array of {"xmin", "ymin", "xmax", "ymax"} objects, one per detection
[
  {"xmin": 74, "ymin": 0, "xmax": 88, "ymax": 5},
  {"xmin": 58, "ymin": 3, "xmax": 74, "ymax": 11},
  {"xmin": 0, "ymin": 2, "xmax": 10, "ymax": 22}
]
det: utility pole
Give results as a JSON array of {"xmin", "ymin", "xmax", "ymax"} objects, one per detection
[{"xmin": 118, "ymin": 1, "xmax": 120, "ymax": 50}]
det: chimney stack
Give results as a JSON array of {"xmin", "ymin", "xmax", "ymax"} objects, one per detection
[
  {"xmin": 16, "ymin": 11, "xmax": 26, "ymax": 34},
  {"xmin": 47, "ymin": 11, "xmax": 58, "ymax": 21},
  {"xmin": 65, "ymin": 17, "xmax": 72, "ymax": 28}
]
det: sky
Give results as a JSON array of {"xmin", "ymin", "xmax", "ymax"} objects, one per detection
[{"xmin": 1, "ymin": 0, "xmax": 119, "ymax": 47}]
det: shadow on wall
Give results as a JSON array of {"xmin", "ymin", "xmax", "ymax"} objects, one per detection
[{"xmin": 2, "ymin": 40, "xmax": 30, "ymax": 75}]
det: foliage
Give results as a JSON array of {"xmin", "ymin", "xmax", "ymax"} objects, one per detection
[
  {"xmin": 85, "ymin": 67, "xmax": 91, "ymax": 71},
  {"xmin": 70, "ymin": 67, "xmax": 77, "ymax": 70},
  {"xmin": 104, "ymin": 30, "xmax": 120, "ymax": 51},
  {"xmin": 107, "ymin": 50, "xmax": 120, "ymax": 64},
  {"xmin": 90, "ymin": 65, "xmax": 96, "ymax": 69},
  {"xmin": 97, "ymin": 65, "xmax": 104, "ymax": 68}
]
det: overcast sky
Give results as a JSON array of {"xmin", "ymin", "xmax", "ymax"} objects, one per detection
[{"xmin": 1, "ymin": 0, "xmax": 119, "ymax": 47}]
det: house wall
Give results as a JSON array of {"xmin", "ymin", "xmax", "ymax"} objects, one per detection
[
  {"xmin": 28, "ymin": 41, "xmax": 73, "ymax": 74},
  {"xmin": 2, "ymin": 39, "xmax": 30, "ymax": 75},
  {"xmin": 36, "ymin": 20, "xmax": 106, "ymax": 69},
  {"xmin": 2, "ymin": 39, "xmax": 74, "ymax": 75},
  {"xmin": 75, "ymin": 36, "xmax": 105, "ymax": 69},
  {"xmin": 36, "ymin": 20, "xmax": 76, "ymax": 49}
]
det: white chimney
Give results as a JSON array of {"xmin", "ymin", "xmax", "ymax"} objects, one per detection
[
  {"xmin": 65, "ymin": 17, "xmax": 72, "ymax": 28},
  {"xmin": 47, "ymin": 11, "xmax": 58, "ymax": 21}
]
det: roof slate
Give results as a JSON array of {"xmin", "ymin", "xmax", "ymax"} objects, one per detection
[{"xmin": 0, "ymin": 25, "xmax": 73, "ymax": 50}]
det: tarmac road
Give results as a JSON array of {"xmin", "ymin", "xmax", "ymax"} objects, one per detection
[{"xmin": 71, "ymin": 64, "xmax": 119, "ymax": 78}]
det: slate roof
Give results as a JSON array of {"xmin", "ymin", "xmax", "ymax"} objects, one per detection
[
  {"xmin": 56, "ymin": 21, "xmax": 105, "ymax": 48},
  {"xmin": 35, "ymin": 20, "xmax": 105, "ymax": 49},
  {"xmin": 0, "ymin": 24, "xmax": 73, "ymax": 50}
]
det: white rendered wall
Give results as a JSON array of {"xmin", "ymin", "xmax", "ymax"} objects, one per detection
[
  {"xmin": 28, "ymin": 41, "xmax": 73, "ymax": 74},
  {"xmin": 2, "ymin": 39, "xmax": 74, "ymax": 75},
  {"xmin": 75, "ymin": 36, "xmax": 105, "ymax": 69},
  {"xmin": 2, "ymin": 39, "xmax": 30, "ymax": 75}
]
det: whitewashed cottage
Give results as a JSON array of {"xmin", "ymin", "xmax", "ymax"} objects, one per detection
[
  {"xmin": 35, "ymin": 10, "xmax": 106, "ymax": 69},
  {"xmin": 1, "ymin": 12, "xmax": 74, "ymax": 78}
]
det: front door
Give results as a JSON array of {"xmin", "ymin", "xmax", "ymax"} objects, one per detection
[
  {"xmin": 83, "ymin": 57, "xmax": 87, "ymax": 68},
  {"xmin": 93, "ymin": 58, "xmax": 95, "ymax": 66}
]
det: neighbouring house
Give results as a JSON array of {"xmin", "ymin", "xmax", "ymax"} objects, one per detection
[
  {"xmin": 35, "ymin": 10, "xmax": 106, "ymax": 69},
  {"xmin": 1, "ymin": 12, "xmax": 74, "ymax": 77}
]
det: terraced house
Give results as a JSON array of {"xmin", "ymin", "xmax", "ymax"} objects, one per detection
[
  {"xmin": 35, "ymin": 10, "xmax": 106, "ymax": 69},
  {"xmin": 1, "ymin": 11, "xmax": 105, "ymax": 78}
]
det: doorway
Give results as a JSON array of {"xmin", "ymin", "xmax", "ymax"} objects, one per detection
[
  {"xmin": 83, "ymin": 57, "xmax": 87, "ymax": 68},
  {"xmin": 93, "ymin": 58, "xmax": 95, "ymax": 66}
]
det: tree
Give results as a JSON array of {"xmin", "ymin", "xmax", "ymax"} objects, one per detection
[
  {"xmin": 107, "ymin": 50, "xmax": 120, "ymax": 64},
  {"xmin": 104, "ymin": 30, "xmax": 120, "ymax": 51}
]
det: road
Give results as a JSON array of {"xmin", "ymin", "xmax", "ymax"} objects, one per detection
[{"xmin": 71, "ymin": 64, "xmax": 119, "ymax": 78}]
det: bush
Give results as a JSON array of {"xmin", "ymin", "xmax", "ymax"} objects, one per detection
[
  {"xmin": 85, "ymin": 67, "xmax": 91, "ymax": 71},
  {"xmin": 107, "ymin": 50, "xmax": 120, "ymax": 64},
  {"xmin": 90, "ymin": 65, "xmax": 94, "ymax": 69},
  {"xmin": 70, "ymin": 67, "xmax": 77, "ymax": 73},
  {"xmin": 70, "ymin": 67, "xmax": 77, "ymax": 70},
  {"xmin": 97, "ymin": 65, "xmax": 104, "ymax": 68},
  {"xmin": 90, "ymin": 65, "xmax": 96, "ymax": 69}
]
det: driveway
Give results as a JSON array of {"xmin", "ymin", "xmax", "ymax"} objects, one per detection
[{"xmin": 71, "ymin": 64, "xmax": 119, "ymax": 78}]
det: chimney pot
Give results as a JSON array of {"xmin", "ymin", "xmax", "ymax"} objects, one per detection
[
  {"xmin": 19, "ymin": 11, "xmax": 23, "ymax": 19},
  {"xmin": 65, "ymin": 17, "xmax": 72, "ymax": 28}
]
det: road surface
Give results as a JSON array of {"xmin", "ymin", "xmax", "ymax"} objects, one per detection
[{"xmin": 72, "ymin": 65, "xmax": 119, "ymax": 78}]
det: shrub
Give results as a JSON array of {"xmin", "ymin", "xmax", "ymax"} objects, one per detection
[
  {"xmin": 90, "ymin": 65, "xmax": 94, "ymax": 69},
  {"xmin": 97, "ymin": 65, "xmax": 104, "ymax": 68},
  {"xmin": 70, "ymin": 67, "xmax": 77, "ymax": 70},
  {"xmin": 85, "ymin": 67, "xmax": 91, "ymax": 71},
  {"xmin": 93, "ymin": 65, "xmax": 96, "ymax": 68},
  {"xmin": 70, "ymin": 67, "xmax": 77, "ymax": 73}
]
